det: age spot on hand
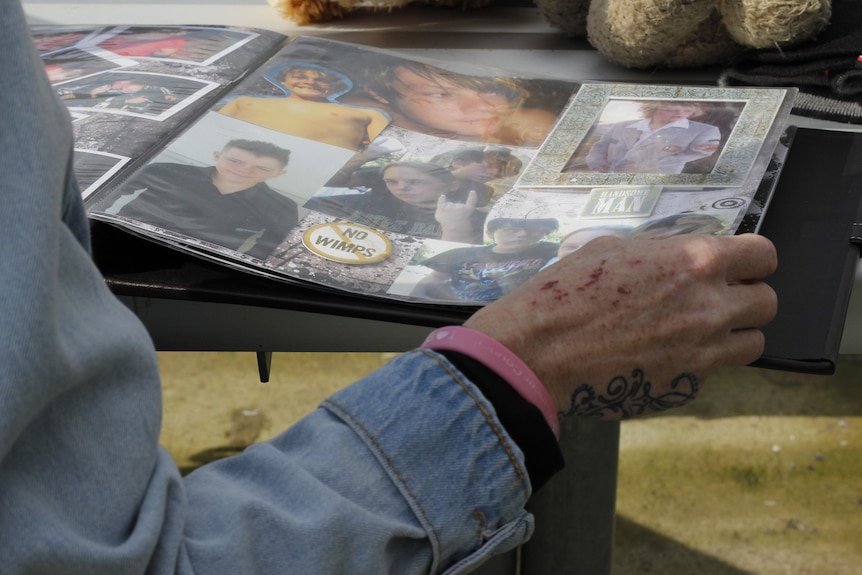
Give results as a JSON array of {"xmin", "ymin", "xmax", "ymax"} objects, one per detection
[
  {"xmin": 583, "ymin": 266, "xmax": 605, "ymax": 289},
  {"xmin": 539, "ymin": 280, "xmax": 569, "ymax": 302}
]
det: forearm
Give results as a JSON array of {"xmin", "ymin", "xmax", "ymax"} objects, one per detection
[
  {"xmin": 411, "ymin": 274, "xmax": 456, "ymax": 300},
  {"xmin": 675, "ymin": 146, "xmax": 715, "ymax": 163},
  {"xmin": 322, "ymin": 350, "xmax": 540, "ymax": 570},
  {"xmin": 439, "ymin": 222, "xmax": 478, "ymax": 243},
  {"xmin": 217, "ymin": 98, "xmax": 240, "ymax": 116},
  {"xmin": 685, "ymin": 128, "xmax": 721, "ymax": 159},
  {"xmin": 181, "ymin": 350, "xmax": 538, "ymax": 575},
  {"xmin": 585, "ymin": 140, "xmax": 611, "ymax": 170}
]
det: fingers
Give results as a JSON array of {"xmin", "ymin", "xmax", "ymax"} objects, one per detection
[
  {"xmin": 465, "ymin": 189, "xmax": 477, "ymax": 208},
  {"xmin": 726, "ymin": 279, "xmax": 778, "ymax": 331},
  {"xmin": 717, "ymin": 233, "xmax": 778, "ymax": 282},
  {"xmin": 713, "ymin": 235, "xmax": 778, "ymax": 352},
  {"xmin": 710, "ymin": 282, "xmax": 775, "ymax": 367},
  {"xmin": 724, "ymin": 327, "xmax": 767, "ymax": 366},
  {"xmin": 437, "ymin": 190, "xmax": 478, "ymax": 210}
]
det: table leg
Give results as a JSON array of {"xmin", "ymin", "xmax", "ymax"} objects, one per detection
[{"xmin": 472, "ymin": 417, "xmax": 620, "ymax": 574}]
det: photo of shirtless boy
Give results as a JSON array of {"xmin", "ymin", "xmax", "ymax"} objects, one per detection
[{"xmin": 218, "ymin": 62, "xmax": 390, "ymax": 151}]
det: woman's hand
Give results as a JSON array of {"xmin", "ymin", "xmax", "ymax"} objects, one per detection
[{"xmin": 465, "ymin": 233, "xmax": 778, "ymax": 421}]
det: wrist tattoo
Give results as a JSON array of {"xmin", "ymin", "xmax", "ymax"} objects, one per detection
[{"xmin": 562, "ymin": 369, "xmax": 699, "ymax": 419}]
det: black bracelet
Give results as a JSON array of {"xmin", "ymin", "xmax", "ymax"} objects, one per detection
[{"xmin": 438, "ymin": 350, "xmax": 564, "ymax": 492}]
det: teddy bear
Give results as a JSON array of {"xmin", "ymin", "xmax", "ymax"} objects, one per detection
[
  {"xmin": 267, "ymin": 0, "xmax": 495, "ymax": 29},
  {"xmin": 540, "ymin": 0, "xmax": 833, "ymax": 68},
  {"xmin": 267, "ymin": 0, "xmax": 832, "ymax": 70}
]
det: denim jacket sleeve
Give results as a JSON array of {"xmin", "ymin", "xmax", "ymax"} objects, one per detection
[
  {"xmin": 0, "ymin": 2, "xmax": 534, "ymax": 573},
  {"xmin": 325, "ymin": 350, "xmax": 535, "ymax": 573},
  {"xmin": 181, "ymin": 350, "xmax": 534, "ymax": 574}
]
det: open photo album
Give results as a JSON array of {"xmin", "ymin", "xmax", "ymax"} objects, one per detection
[{"xmin": 36, "ymin": 24, "xmax": 797, "ymax": 306}]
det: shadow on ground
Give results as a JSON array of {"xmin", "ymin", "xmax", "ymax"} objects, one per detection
[
  {"xmin": 613, "ymin": 516, "xmax": 751, "ymax": 575},
  {"xmin": 610, "ymin": 357, "xmax": 862, "ymax": 575},
  {"xmin": 678, "ymin": 358, "xmax": 862, "ymax": 418}
]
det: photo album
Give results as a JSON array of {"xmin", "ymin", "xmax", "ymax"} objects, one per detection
[{"xmin": 35, "ymin": 24, "xmax": 797, "ymax": 307}]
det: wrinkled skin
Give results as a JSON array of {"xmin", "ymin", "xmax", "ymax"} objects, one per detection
[{"xmin": 465, "ymin": 233, "xmax": 778, "ymax": 420}]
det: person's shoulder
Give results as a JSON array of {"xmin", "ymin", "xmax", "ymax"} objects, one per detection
[
  {"xmin": 262, "ymin": 185, "xmax": 298, "ymax": 206},
  {"xmin": 424, "ymin": 244, "xmax": 488, "ymax": 265},
  {"xmin": 344, "ymin": 102, "xmax": 387, "ymax": 116},
  {"xmin": 125, "ymin": 163, "xmax": 210, "ymax": 194},
  {"xmin": 691, "ymin": 119, "xmax": 720, "ymax": 131},
  {"xmin": 223, "ymin": 95, "xmax": 269, "ymax": 108},
  {"xmin": 623, "ymin": 118, "xmax": 649, "ymax": 130},
  {"xmin": 537, "ymin": 241, "xmax": 559, "ymax": 255},
  {"xmin": 515, "ymin": 241, "xmax": 559, "ymax": 260},
  {"xmin": 341, "ymin": 95, "xmax": 383, "ymax": 109},
  {"xmin": 513, "ymin": 106, "xmax": 557, "ymax": 121},
  {"xmin": 308, "ymin": 191, "xmax": 370, "ymax": 208},
  {"xmin": 133, "ymin": 161, "xmax": 197, "ymax": 178}
]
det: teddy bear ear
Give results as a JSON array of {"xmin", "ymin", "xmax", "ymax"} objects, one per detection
[
  {"xmin": 267, "ymin": 0, "xmax": 351, "ymax": 24},
  {"xmin": 584, "ymin": 0, "xmax": 719, "ymax": 68},
  {"xmin": 535, "ymin": 0, "xmax": 590, "ymax": 37},
  {"xmin": 720, "ymin": 0, "xmax": 832, "ymax": 49},
  {"xmin": 661, "ymin": 13, "xmax": 745, "ymax": 69}
]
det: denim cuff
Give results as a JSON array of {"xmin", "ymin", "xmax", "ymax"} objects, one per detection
[
  {"xmin": 323, "ymin": 349, "xmax": 534, "ymax": 573},
  {"xmin": 437, "ymin": 350, "xmax": 564, "ymax": 491}
]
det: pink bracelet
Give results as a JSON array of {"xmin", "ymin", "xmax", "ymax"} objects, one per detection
[{"xmin": 422, "ymin": 326, "xmax": 560, "ymax": 439}]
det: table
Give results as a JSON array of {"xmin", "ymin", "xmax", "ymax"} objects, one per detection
[{"xmin": 24, "ymin": 2, "xmax": 862, "ymax": 572}]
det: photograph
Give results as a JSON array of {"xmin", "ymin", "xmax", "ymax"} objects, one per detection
[
  {"xmin": 54, "ymin": 70, "xmax": 221, "ymax": 120},
  {"xmin": 211, "ymin": 36, "xmax": 578, "ymax": 148},
  {"xmin": 302, "ymin": 125, "xmax": 532, "ymax": 243},
  {"xmin": 91, "ymin": 25, "xmax": 260, "ymax": 66},
  {"xmin": 72, "ymin": 149, "xmax": 130, "ymax": 199},
  {"xmin": 340, "ymin": 55, "xmax": 573, "ymax": 148},
  {"xmin": 562, "ymin": 98, "xmax": 746, "ymax": 176},
  {"xmin": 266, "ymin": 211, "xmax": 425, "ymax": 297},
  {"xmin": 517, "ymin": 83, "xmax": 795, "ymax": 189},
  {"xmin": 390, "ymin": 216, "xmax": 561, "ymax": 303},
  {"xmin": 43, "ymin": 48, "xmax": 134, "ymax": 85},
  {"xmin": 216, "ymin": 61, "xmax": 391, "ymax": 151},
  {"xmin": 90, "ymin": 112, "xmax": 355, "ymax": 261},
  {"xmin": 30, "ymin": 28, "xmax": 96, "ymax": 55}
]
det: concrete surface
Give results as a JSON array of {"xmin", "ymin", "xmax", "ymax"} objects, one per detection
[{"xmin": 156, "ymin": 351, "xmax": 862, "ymax": 574}]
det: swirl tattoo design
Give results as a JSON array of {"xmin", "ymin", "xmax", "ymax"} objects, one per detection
[{"xmin": 562, "ymin": 369, "xmax": 699, "ymax": 419}]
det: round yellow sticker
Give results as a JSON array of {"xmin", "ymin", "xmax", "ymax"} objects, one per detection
[{"xmin": 302, "ymin": 221, "xmax": 392, "ymax": 264}]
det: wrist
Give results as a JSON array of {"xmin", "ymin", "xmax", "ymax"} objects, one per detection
[
  {"xmin": 422, "ymin": 326, "xmax": 560, "ymax": 439},
  {"xmin": 435, "ymin": 349, "xmax": 564, "ymax": 491}
]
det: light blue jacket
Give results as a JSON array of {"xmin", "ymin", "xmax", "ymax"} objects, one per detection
[
  {"xmin": 586, "ymin": 118, "xmax": 721, "ymax": 174},
  {"xmin": 0, "ymin": 1, "xmax": 534, "ymax": 572}
]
